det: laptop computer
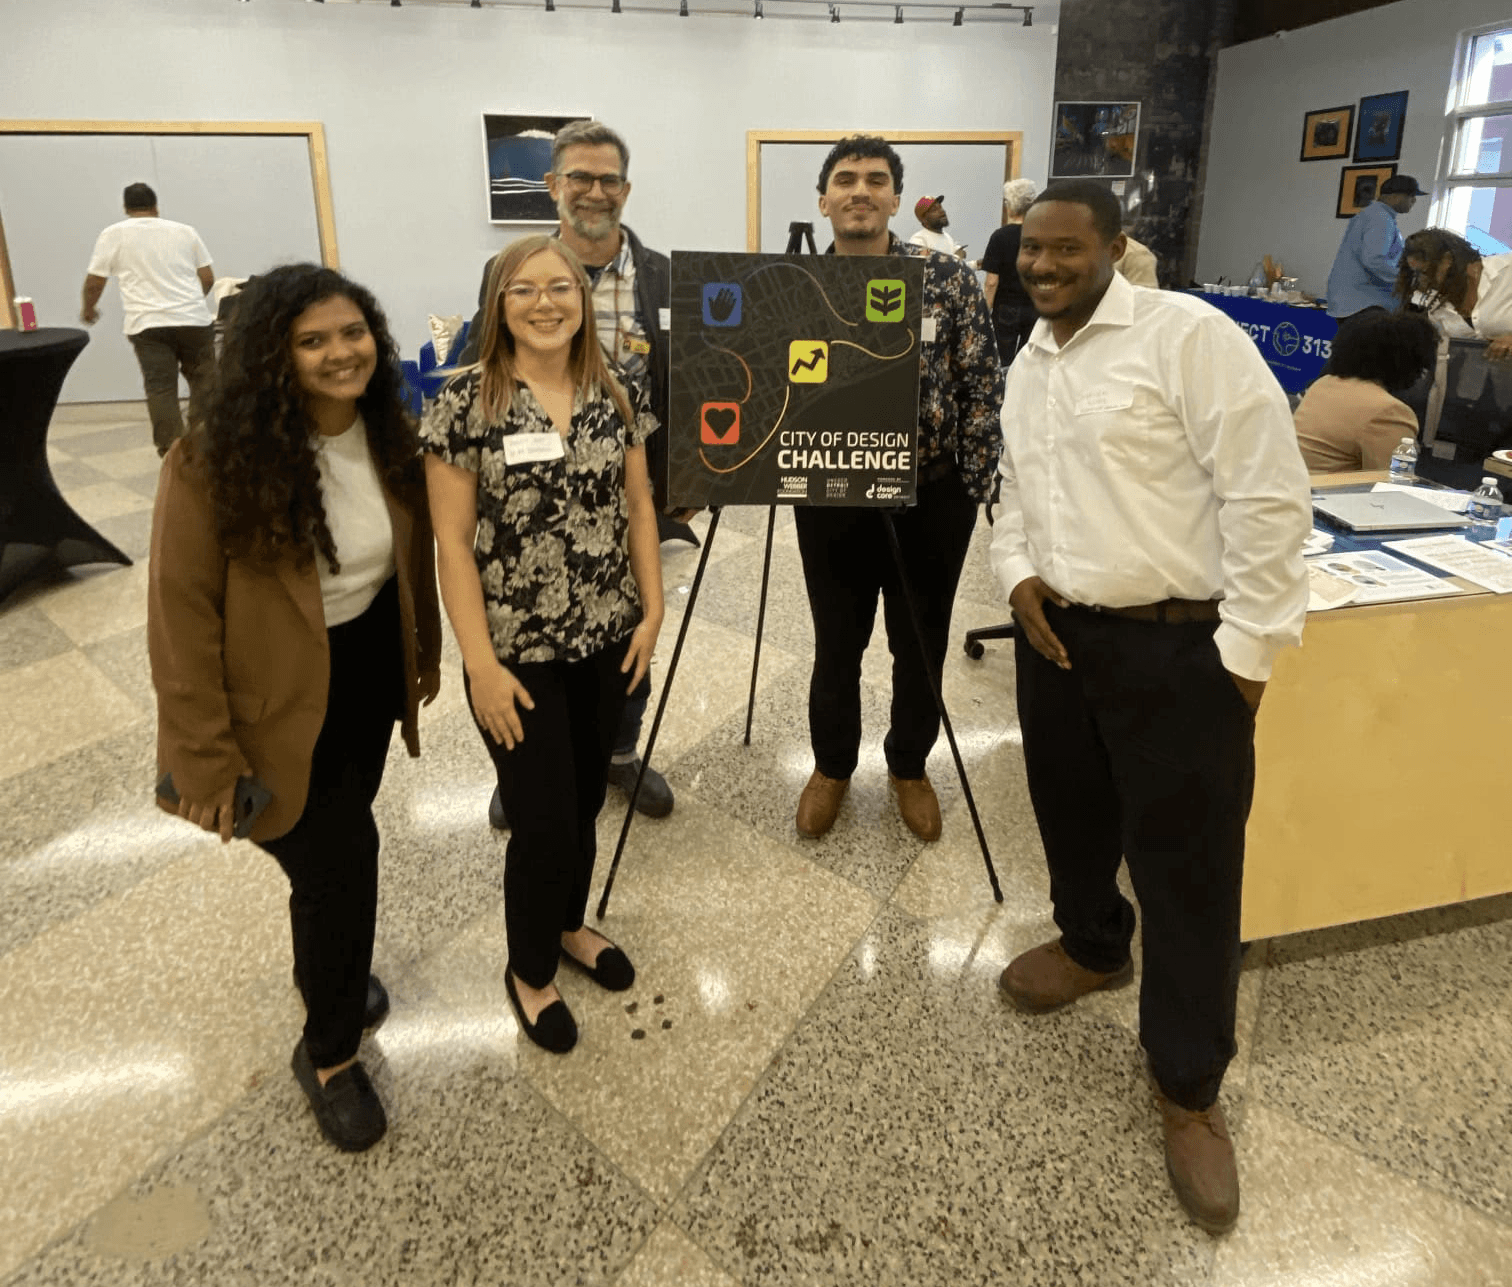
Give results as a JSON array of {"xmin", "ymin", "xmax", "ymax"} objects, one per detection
[{"xmin": 1312, "ymin": 491, "xmax": 1471, "ymax": 533}]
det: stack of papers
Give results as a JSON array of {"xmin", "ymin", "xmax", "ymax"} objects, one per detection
[
  {"xmin": 1382, "ymin": 535, "xmax": 1512, "ymax": 594},
  {"xmin": 1370, "ymin": 482, "xmax": 1473, "ymax": 513},
  {"xmin": 1304, "ymin": 550, "xmax": 1466, "ymax": 609}
]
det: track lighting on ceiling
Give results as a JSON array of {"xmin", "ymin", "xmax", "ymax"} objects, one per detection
[
  {"xmin": 830, "ymin": 4, "xmax": 840, "ymax": 20},
  {"xmin": 1022, "ymin": 6, "xmax": 1031, "ymax": 24},
  {"xmin": 754, "ymin": 0, "xmax": 763, "ymax": 14},
  {"xmin": 612, "ymin": 0, "xmax": 621, "ymax": 11},
  {"xmin": 679, "ymin": 0, "xmax": 688, "ymax": 13},
  {"xmin": 545, "ymin": 0, "xmax": 554, "ymax": 9},
  {"xmin": 894, "ymin": 5, "xmax": 902, "ymax": 20},
  {"xmin": 952, "ymin": 6, "xmax": 962, "ymax": 22}
]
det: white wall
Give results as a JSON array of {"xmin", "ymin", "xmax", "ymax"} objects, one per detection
[
  {"xmin": 0, "ymin": 0, "xmax": 1059, "ymax": 400},
  {"xmin": 1197, "ymin": 0, "xmax": 1508, "ymax": 294}
]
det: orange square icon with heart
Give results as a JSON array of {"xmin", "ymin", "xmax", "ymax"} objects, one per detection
[{"xmin": 700, "ymin": 402, "xmax": 741, "ymax": 445}]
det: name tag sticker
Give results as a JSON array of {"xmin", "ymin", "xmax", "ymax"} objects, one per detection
[
  {"xmin": 1073, "ymin": 386, "xmax": 1135, "ymax": 415},
  {"xmin": 658, "ymin": 307, "xmax": 671, "ymax": 332},
  {"xmin": 503, "ymin": 432, "xmax": 565, "ymax": 465},
  {"xmin": 921, "ymin": 316, "xmax": 938, "ymax": 343}
]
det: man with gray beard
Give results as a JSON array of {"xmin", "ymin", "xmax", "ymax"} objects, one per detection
[{"xmin": 459, "ymin": 120, "xmax": 676, "ymax": 824}]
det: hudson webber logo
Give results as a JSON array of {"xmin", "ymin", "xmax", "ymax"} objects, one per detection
[{"xmin": 778, "ymin": 475, "xmax": 809, "ymax": 499}]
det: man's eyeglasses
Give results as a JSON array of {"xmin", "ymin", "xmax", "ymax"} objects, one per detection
[
  {"xmin": 504, "ymin": 279, "xmax": 581, "ymax": 306},
  {"xmin": 559, "ymin": 170, "xmax": 626, "ymax": 196}
]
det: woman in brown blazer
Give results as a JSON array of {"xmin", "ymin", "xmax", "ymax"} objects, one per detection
[{"xmin": 148, "ymin": 264, "xmax": 441, "ymax": 1152}]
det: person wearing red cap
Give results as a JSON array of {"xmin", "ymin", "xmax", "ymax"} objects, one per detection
[{"xmin": 909, "ymin": 194, "xmax": 967, "ymax": 259}]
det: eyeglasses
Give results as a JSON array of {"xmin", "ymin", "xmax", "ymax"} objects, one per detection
[
  {"xmin": 503, "ymin": 279, "xmax": 581, "ymax": 306},
  {"xmin": 558, "ymin": 170, "xmax": 626, "ymax": 196}
]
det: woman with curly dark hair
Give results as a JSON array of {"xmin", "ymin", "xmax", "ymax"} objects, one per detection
[
  {"xmin": 147, "ymin": 263, "xmax": 442, "ymax": 1152},
  {"xmin": 423, "ymin": 234, "xmax": 663, "ymax": 1055}
]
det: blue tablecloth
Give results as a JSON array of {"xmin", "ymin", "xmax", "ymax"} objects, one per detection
[{"xmin": 1191, "ymin": 292, "xmax": 1338, "ymax": 394}]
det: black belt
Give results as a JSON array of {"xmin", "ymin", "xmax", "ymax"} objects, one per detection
[{"xmin": 1079, "ymin": 598, "xmax": 1221, "ymax": 625}]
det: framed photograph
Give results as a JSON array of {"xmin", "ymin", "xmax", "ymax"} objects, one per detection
[
  {"xmin": 1336, "ymin": 163, "xmax": 1397, "ymax": 218},
  {"xmin": 1300, "ymin": 105, "xmax": 1354, "ymax": 161},
  {"xmin": 1353, "ymin": 90, "xmax": 1409, "ymax": 163},
  {"xmin": 482, "ymin": 111, "xmax": 591, "ymax": 224},
  {"xmin": 1051, "ymin": 101, "xmax": 1140, "ymax": 178}
]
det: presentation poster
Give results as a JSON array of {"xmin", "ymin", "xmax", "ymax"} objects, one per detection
[{"xmin": 668, "ymin": 251, "xmax": 924, "ymax": 509}]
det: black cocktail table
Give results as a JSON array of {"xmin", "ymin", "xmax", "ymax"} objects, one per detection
[{"xmin": 0, "ymin": 327, "xmax": 132, "ymax": 602}]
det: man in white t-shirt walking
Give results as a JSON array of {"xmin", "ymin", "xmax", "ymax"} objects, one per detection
[{"xmin": 81, "ymin": 183, "xmax": 216, "ymax": 455}]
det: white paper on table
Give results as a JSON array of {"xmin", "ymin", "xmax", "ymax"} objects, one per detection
[
  {"xmin": 1304, "ymin": 551, "xmax": 1466, "ymax": 604},
  {"xmin": 1306, "ymin": 564, "xmax": 1358, "ymax": 610},
  {"xmin": 1301, "ymin": 528, "xmax": 1336, "ymax": 557},
  {"xmin": 1382, "ymin": 535, "xmax": 1512, "ymax": 593},
  {"xmin": 1370, "ymin": 482, "xmax": 1473, "ymax": 513}
]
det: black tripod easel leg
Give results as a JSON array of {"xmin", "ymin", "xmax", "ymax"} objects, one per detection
[
  {"xmin": 881, "ymin": 512, "xmax": 1002, "ymax": 903},
  {"xmin": 597, "ymin": 507, "xmax": 724, "ymax": 921},
  {"xmin": 743, "ymin": 504, "xmax": 778, "ymax": 746}
]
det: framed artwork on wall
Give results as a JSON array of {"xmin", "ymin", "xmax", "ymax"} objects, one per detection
[
  {"xmin": 1050, "ymin": 101, "xmax": 1140, "ymax": 178},
  {"xmin": 1337, "ymin": 163, "xmax": 1397, "ymax": 218},
  {"xmin": 482, "ymin": 111, "xmax": 591, "ymax": 224},
  {"xmin": 1353, "ymin": 90, "xmax": 1409, "ymax": 163},
  {"xmin": 1300, "ymin": 105, "xmax": 1355, "ymax": 161}
]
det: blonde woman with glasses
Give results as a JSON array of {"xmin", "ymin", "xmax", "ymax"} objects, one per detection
[{"xmin": 422, "ymin": 234, "xmax": 663, "ymax": 1053}]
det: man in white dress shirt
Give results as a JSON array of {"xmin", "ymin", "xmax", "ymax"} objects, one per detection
[{"xmin": 990, "ymin": 179, "xmax": 1310, "ymax": 1234}]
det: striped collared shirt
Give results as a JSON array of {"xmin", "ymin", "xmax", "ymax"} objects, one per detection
[{"xmin": 587, "ymin": 236, "xmax": 649, "ymax": 383}]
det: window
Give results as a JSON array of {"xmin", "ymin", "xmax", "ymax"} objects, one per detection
[{"xmin": 1440, "ymin": 24, "xmax": 1512, "ymax": 254}]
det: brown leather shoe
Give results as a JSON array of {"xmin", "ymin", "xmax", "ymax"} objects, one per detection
[
  {"xmin": 997, "ymin": 938, "xmax": 1134, "ymax": 1013},
  {"xmin": 796, "ymin": 770, "xmax": 849, "ymax": 838},
  {"xmin": 888, "ymin": 773, "xmax": 941, "ymax": 841},
  {"xmin": 1156, "ymin": 1091, "xmax": 1240, "ymax": 1234}
]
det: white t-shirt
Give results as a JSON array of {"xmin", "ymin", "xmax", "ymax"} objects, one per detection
[
  {"xmin": 313, "ymin": 415, "xmax": 397, "ymax": 627},
  {"xmin": 909, "ymin": 227, "xmax": 962, "ymax": 257},
  {"xmin": 86, "ymin": 217, "xmax": 214, "ymax": 334}
]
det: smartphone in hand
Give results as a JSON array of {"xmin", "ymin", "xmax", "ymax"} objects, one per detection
[{"xmin": 156, "ymin": 772, "xmax": 272, "ymax": 839}]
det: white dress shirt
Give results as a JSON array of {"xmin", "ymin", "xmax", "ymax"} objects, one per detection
[{"xmin": 990, "ymin": 272, "xmax": 1311, "ymax": 681}]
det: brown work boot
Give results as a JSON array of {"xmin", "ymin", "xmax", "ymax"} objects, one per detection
[
  {"xmin": 1155, "ymin": 1091, "xmax": 1240, "ymax": 1235},
  {"xmin": 888, "ymin": 773, "xmax": 941, "ymax": 841},
  {"xmin": 796, "ymin": 770, "xmax": 849, "ymax": 838},
  {"xmin": 998, "ymin": 938, "xmax": 1134, "ymax": 1013}
]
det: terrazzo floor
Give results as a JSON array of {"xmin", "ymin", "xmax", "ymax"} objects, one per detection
[{"xmin": 2, "ymin": 402, "xmax": 1510, "ymax": 1286}]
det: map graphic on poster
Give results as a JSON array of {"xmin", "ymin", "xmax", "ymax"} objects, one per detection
[{"xmin": 668, "ymin": 251, "xmax": 924, "ymax": 508}]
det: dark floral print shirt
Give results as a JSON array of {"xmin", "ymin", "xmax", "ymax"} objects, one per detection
[
  {"xmin": 421, "ymin": 369, "xmax": 657, "ymax": 665},
  {"xmin": 831, "ymin": 233, "xmax": 1004, "ymax": 501}
]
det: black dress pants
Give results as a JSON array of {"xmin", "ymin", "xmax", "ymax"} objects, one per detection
[
  {"xmin": 1013, "ymin": 602, "xmax": 1255, "ymax": 1111},
  {"xmin": 472, "ymin": 635, "xmax": 633, "ymax": 989},
  {"xmin": 259, "ymin": 577, "xmax": 403, "ymax": 1069},
  {"xmin": 793, "ymin": 470, "xmax": 978, "ymax": 781}
]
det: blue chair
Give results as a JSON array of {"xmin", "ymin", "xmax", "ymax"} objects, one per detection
[{"xmin": 399, "ymin": 320, "xmax": 471, "ymax": 415}]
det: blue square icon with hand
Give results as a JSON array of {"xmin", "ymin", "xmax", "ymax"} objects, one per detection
[{"xmin": 702, "ymin": 283, "xmax": 743, "ymax": 327}]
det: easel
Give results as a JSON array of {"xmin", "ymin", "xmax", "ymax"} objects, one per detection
[{"xmin": 596, "ymin": 228, "xmax": 1002, "ymax": 918}]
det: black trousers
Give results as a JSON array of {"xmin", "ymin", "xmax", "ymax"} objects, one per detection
[
  {"xmin": 472, "ymin": 635, "xmax": 633, "ymax": 989},
  {"xmin": 259, "ymin": 578, "xmax": 403, "ymax": 1069},
  {"xmin": 794, "ymin": 470, "xmax": 978, "ymax": 781},
  {"xmin": 1014, "ymin": 603, "xmax": 1255, "ymax": 1111},
  {"xmin": 126, "ymin": 324, "xmax": 214, "ymax": 455},
  {"xmin": 992, "ymin": 303, "xmax": 1038, "ymax": 366}
]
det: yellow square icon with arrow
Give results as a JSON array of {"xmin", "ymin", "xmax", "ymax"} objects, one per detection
[{"xmin": 788, "ymin": 340, "xmax": 829, "ymax": 383}]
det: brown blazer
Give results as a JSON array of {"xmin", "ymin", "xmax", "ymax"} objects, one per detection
[{"xmin": 148, "ymin": 439, "xmax": 443, "ymax": 842}]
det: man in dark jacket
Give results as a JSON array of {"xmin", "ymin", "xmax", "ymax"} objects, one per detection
[{"xmin": 460, "ymin": 120, "xmax": 680, "ymax": 823}]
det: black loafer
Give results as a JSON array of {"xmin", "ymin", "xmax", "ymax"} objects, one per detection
[
  {"xmin": 292, "ymin": 970, "xmax": 390, "ymax": 1030},
  {"xmin": 505, "ymin": 967, "xmax": 577, "ymax": 1053},
  {"xmin": 291, "ymin": 1039, "xmax": 387, "ymax": 1152},
  {"xmin": 560, "ymin": 939, "xmax": 636, "ymax": 992}
]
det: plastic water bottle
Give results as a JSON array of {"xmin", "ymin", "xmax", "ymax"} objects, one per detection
[
  {"xmin": 1468, "ymin": 477, "xmax": 1503, "ymax": 525},
  {"xmin": 1388, "ymin": 437, "xmax": 1418, "ymax": 482}
]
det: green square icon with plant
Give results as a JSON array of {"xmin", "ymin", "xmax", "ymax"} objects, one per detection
[{"xmin": 865, "ymin": 278, "xmax": 906, "ymax": 322}]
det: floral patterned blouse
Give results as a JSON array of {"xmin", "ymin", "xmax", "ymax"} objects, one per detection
[{"xmin": 421, "ymin": 369, "xmax": 657, "ymax": 666}]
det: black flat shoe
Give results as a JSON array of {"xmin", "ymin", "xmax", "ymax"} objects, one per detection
[
  {"xmin": 292, "ymin": 970, "xmax": 390, "ymax": 1030},
  {"xmin": 290, "ymin": 1039, "xmax": 387, "ymax": 1152},
  {"xmin": 504, "ymin": 967, "xmax": 577, "ymax": 1053},
  {"xmin": 560, "ymin": 937, "xmax": 636, "ymax": 992}
]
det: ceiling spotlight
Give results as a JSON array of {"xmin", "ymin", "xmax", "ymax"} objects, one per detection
[
  {"xmin": 472, "ymin": 0, "xmax": 481, "ymax": 7},
  {"xmin": 952, "ymin": 6, "xmax": 962, "ymax": 22},
  {"xmin": 545, "ymin": 0, "xmax": 553, "ymax": 9},
  {"xmin": 894, "ymin": 5, "xmax": 902, "ymax": 21},
  {"xmin": 754, "ymin": 0, "xmax": 763, "ymax": 14},
  {"xmin": 390, "ymin": 0, "xmax": 400, "ymax": 6},
  {"xmin": 829, "ymin": 4, "xmax": 839, "ymax": 20},
  {"xmin": 679, "ymin": 0, "xmax": 688, "ymax": 13},
  {"xmin": 1023, "ymin": 6, "xmax": 1032, "ymax": 24},
  {"xmin": 612, "ymin": 0, "xmax": 620, "ymax": 10}
]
